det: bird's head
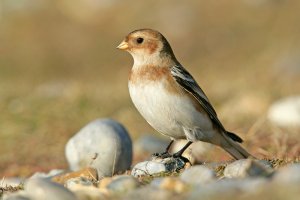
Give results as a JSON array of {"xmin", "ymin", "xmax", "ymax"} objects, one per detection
[{"xmin": 117, "ymin": 29, "xmax": 178, "ymax": 67}]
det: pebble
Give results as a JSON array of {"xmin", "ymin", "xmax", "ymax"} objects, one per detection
[
  {"xmin": 151, "ymin": 177, "xmax": 187, "ymax": 193},
  {"xmin": 3, "ymin": 160, "xmax": 300, "ymax": 200},
  {"xmin": 65, "ymin": 118, "xmax": 132, "ymax": 177},
  {"xmin": 268, "ymin": 96, "xmax": 300, "ymax": 127},
  {"xmin": 223, "ymin": 159, "xmax": 273, "ymax": 178},
  {"xmin": 98, "ymin": 177, "xmax": 113, "ymax": 189},
  {"xmin": 25, "ymin": 178, "xmax": 78, "ymax": 200},
  {"xmin": 273, "ymin": 163, "xmax": 300, "ymax": 184},
  {"xmin": 68, "ymin": 185, "xmax": 106, "ymax": 200},
  {"xmin": 180, "ymin": 165, "xmax": 216, "ymax": 184},
  {"xmin": 131, "ymin": 156, "xmax": 188, "ymax": 177},
  {"xmin": 106, "ymin": 175, "xmax": 140, "ymax": 193},
  {"xmin": 123, "ymin": 186, "xmax": 174, "ymax": 200}
]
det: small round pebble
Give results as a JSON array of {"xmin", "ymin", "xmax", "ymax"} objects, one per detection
[
  {"xmin": 107, "ymin": 175, "xmax": 140, "ymax": 193},
  {"xmin": 151, "ymin": 177, "xmax": 187, "ymax": 193},
  {"xmin": 180, "ymin": 165, "xmax": 216, "ymax": 184}
]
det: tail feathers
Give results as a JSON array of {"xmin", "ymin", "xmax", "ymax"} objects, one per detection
[
  {"xmin": 226, "ymin": 131, "xmax": 243, "ymax": 143},
  {"xmin": 222, "ymin": 133, "xmax": 253, "ymax": 159}
]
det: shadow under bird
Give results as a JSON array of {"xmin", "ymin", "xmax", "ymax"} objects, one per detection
[{"xmin": 117, "ymin": 28, "xmax": 253, "ymax": 160}]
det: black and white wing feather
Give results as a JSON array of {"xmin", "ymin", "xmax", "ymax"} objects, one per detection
[
  {"xmin": 171, "ymin": 65, "xmax": 223, "ymax": 128},
  {"xmin": 171, "ymin": 65, "xmax": 243, "ymax": 143}
]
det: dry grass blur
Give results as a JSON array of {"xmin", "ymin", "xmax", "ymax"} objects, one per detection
[{"xmin": 0, "ymin": 0, "xmax": 300, "ymax": 177}]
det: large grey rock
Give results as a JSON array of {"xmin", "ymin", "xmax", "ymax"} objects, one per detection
[
  {"xmin": 131, "ymin": 157, "xmax": 187, "ymax": 177},
  {"xmin": 224, "ymin": 159, "xmax": 273, "ymax": 178},
  {"xmin": 25, "ymin": 178, "xmax": 78, "ymax": 200},
  {"xmin": 180, "ymin": 165, "xmax": 216, "ymax": 184},
  {"xmin": 268, "ymin": 96, "xmax": 300, "ymax": 127},
  {"xmin": 65, "ymin": 118, "xmax": 132, "ymax": 177}
]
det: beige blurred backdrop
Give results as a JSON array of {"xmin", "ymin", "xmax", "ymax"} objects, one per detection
[{"xmin": 0, "ymin": 0, "xmax": 299, "ymax": 177}]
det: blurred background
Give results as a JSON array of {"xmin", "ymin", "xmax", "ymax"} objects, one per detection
[{"xmin": 0, "ymin": 0, "xmax": 299, "ymax": 177}]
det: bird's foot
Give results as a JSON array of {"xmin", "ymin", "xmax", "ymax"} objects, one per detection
[
  {"xmin": 152, "ymin": 151, "xmax": 172, "ymax": 159},
  {"xmin": 171, "ymin": 152, "xmax": 190, "ymax": 164},
  {"xmin": 152, "ymin": 151, "xmax": 191, "ymax": 164}
]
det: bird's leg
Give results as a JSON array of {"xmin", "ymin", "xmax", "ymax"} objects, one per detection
[
  {"xmin": 172, "ymin": 141, "xmax": 193, "ymax": 158},
  {"xmin": 152, "ymin": 140, "xmax": 174, "ymax": 158}
]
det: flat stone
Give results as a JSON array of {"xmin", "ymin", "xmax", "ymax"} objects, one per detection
[
  {"xmin": 65, "ymin": 118, "xmax": 132, "ymax": 177},
  {"xmin": 180, "ymin": 165, "xmax": 216, "ymax": 184}
]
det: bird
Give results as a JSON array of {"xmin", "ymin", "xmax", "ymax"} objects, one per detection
[{"xmin": 117, "ymin": 28, "xmax": 253, "ymax": 160}]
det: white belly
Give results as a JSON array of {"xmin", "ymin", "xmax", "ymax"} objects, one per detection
[{"xmin": 128, "ymin": 81, "xmax": 213, "ymax": 140}]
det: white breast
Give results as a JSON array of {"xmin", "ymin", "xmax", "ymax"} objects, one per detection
[{"xmin": 128, "ymin": 80, "xmax": 213, "ymax": 140}]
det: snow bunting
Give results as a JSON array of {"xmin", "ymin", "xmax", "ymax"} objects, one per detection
[{"xmin": 117, "ymin": 29, "xmax": 252, "ymax": 159}]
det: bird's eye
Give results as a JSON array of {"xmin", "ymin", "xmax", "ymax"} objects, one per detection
[{"xmin": 136, "ymin": 37, "xmax": 144, "ymax": 44}]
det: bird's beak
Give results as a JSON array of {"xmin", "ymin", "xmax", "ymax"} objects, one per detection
[{"xmin": 116, "ymin": 41, "xmax": 129, "ymax": 50}]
